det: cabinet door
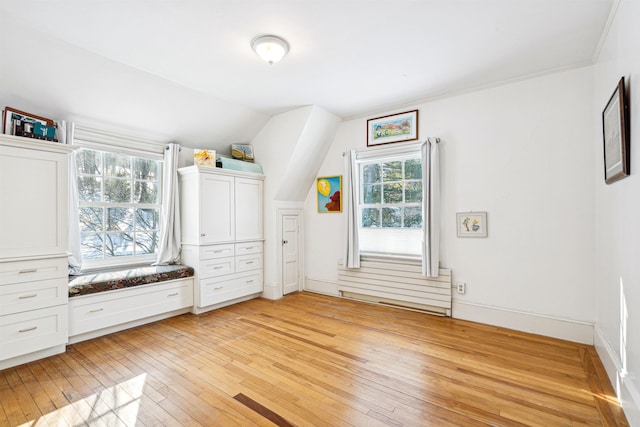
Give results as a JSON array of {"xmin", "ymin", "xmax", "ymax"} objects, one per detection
[
  {"xmin": 235, "ymin": 178, "xmax": 263, "ymax": 241},
  {"xmin": 200, "ymin": 174, "xmax": 235, "ymax": 243},
  {"xmin": 0, "ymin": 146, "xmax": 68, "ymax": 258}
]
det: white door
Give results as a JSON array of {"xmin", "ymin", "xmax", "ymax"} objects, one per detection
[
  {"xmin": 200, "ymin": 174, "xmax": 234, "ymax": 243},
  {"xmin": 235, "ymin": 177, "xmax": 263, "ymax": 241},
  {"xmin": 282, "ymin": 215, "xmax": 300, "ymax": 295}
]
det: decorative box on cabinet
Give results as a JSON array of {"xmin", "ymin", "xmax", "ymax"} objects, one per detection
[
  {"xmin": 178, "ymin": 166, "xmax": 265, "ymax": 313},
  {"xmin": 0, "ymin": 136, "xmax": 75, "ymax": 370}
]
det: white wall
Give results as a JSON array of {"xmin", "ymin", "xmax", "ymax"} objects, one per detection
[
  {"xmin": 305, "ymin": 66, "xmax": 596, "ymax": 343},
  {"xmin": 593, "ymin": 1, "xmax": 640, "ymax": 423},
  {"xmin": 252, "ymin": 106, "xmax": 340, "ymax": 298},
  {"xmin": 0, "ymin": 17, "xmax": 268, "ymax": 152},
  {"xmin": 252, "ymin": 107, "xmax": 311, "ymax": 297}
]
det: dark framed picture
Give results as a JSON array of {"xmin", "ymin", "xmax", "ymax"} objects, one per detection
[
  {"xmin": 602, "ymin": 77, "xmax": 630, "ymax": 184},
  {"xmin": 367, "ymin": 109, "xmax": 418, "ymax": 147},
  {"xmin": 2, "ymin": 107, "xmax": 57, "ymax": 141}
]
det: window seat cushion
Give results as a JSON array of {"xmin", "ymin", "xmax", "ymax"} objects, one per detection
[{"xmin": 68, "ymin": 264, "xmax": 194, "ymax": 298}]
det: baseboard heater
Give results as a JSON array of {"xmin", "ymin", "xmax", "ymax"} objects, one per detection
[{"xmin": 337, "ymin": 259, "xmax": 452, "ymax": 317}]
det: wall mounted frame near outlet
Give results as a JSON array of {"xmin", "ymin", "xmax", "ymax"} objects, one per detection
[{"xmin": 456, "ymin": 212, "xmax": 487, "ymax": 238}]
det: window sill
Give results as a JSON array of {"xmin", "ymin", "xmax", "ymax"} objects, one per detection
[{"xmin": 360, "ymin": 252, "xmax": 421, "ymax": 265}]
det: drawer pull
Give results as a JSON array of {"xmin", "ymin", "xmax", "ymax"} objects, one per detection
[
  {"xmin": 213, "ymin": 286, "xmax": 224, "ymax": 290},
  {"xmin": 19, "ymin": 326, "xmax": 38, "ymax": 333},
  {"xmin": 18, "ymin": 269, "xmax": 38, "ymax": 274},
  {"xmin": 213, "ymin": 266, "xmax": 224, "ymax": 270},
  {"xmin": 243, "ymin": 246, "xmax": 255, "ymax": 250},
  {"xmin": 18, "ymin": 294, "xmax": 38, "ymax": 299},
  {"xmin": 168, "ymin": 292, "xmax": 179, "ymax": 297},
  {"xmin": 89, "ymin": 308, "xmax": 104, "ymax": 313},
  {"xmin": 200, "ymin": 233, "xmax": 206, "ymax": 237},
  {"xmin": 246, "ymin": 280, "xmax": 254, "ymax": 284},
  {"xmin": 245, "ymin": 261, "xmax": 254, "ymax": 265},
  {"xmin": 213, "ymin": 250, "xmax": 228, "ymax": 253}
]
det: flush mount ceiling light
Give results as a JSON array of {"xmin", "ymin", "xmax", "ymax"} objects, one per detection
[{"xmin": 251, "ymin": 35, "xmax": 289, "ymax": 65}]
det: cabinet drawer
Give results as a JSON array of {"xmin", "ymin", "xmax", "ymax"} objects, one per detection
[
  {"xmin": 235, "ymin": 242, "xmax": 262, "ymax": 255},
  {"xmin": 0, "ymin": 277, "xmax": 67, "ymax": 315},
  {"xmin": 199, "ymin": 272, "xmax": 262, "ymax": 307},
  {"xmin": 200, "ymin": 244, "xmax": 235, "ymax": 260},
  {"xmin": 235, "ymin": 253, "xmax": 262, "ymax": 273},
  {"xmin": 200, "ymin": 257, "xmax": 235, "ymax": 278},
  {"xmin": 0, "ymin": 257, "xmax": 67, "ymax": 286},
  {"xmin": 0, "ymin": 305, "xmax": 68, "ymax": 360},
  {"xmin": 69, "ymin": 279, "xmax": 193, "ymax": 337}
]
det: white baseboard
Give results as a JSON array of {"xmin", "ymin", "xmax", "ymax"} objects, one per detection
[
  {"xmin": 305, "ymin": 277, "xmax": 339, "ymax": 296},
  {"xmin": 452, "ymin": 301, "xmax": 594, "ymax": 345},
  {"xmin": 594, "ymin": 326, "xmax": 640, "ymax": 426},
  {"xmin": 304, "ymin": 278, "xmax": 593, "ymax": 344},
  {"xmin": 0, "ymin": 344, "xmax": 66, "ymax": 371},
  {"xmin": 262, "ymin": 282, "xmax": 282, "ymax": 300}
]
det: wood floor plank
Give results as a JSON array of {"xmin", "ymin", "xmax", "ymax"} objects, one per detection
[
  {"xmin": 30, "ymin": 359, "xmax": 91, "ymax": 427},
  {"xmin": 102, "ymin": 329, "xmax": 263, "ymax": 426},
  {"xmin": 0, "ymin": 292, "xmax": 630, "ymax": 426}
]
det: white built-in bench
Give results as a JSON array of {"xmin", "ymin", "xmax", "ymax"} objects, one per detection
[{"xmin": 68, "ymin": 265, "xmax": 194, "ymax": 343}]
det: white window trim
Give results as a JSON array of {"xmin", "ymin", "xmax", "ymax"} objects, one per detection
[
  {"xmin": 355, "ymin": 143, "xmax": 423, "ymax": 257},
  {"xmin": 360, "ymin": 253, "xmax": 421, "ymax": 264},
  {"xmin": 73, "ymin": 129, "xmax": 164, "ymax": 270},
  {"xmin": 73, "ymin": 125, "xmax": 165, "ymax": 159},
  {"xmin": 354, "ymin": 141, "xmax": 421, "ymax": 161}
]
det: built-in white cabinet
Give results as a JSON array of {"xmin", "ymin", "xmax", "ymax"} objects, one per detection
[
  {"xmin": 199, "ymin": 173, "xmax": 235, "ymax": 244},
  {"xmin": 0, "ymin": 135, "xmax": 75, "ymax": 370},
  {"xmin": 178, "ymin": 166, "xmax": 264, "ymax": 313},
  {"xmin": 235, "ymin": 177, "xmax": 264, "ymax": 241}
]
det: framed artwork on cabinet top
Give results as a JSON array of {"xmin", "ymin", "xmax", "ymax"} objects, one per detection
[{"xmin": 2, "ymin": 106, "xmax": 57, "ymax": 141}]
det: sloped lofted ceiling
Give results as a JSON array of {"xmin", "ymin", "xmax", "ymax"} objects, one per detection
[{"xmin": 0, "ymin": 0, "xmax": 613, "ymax": 149}]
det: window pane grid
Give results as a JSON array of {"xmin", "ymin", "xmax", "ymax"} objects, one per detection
[
  {"xmin": 359, "ymin": 156, "xmax": 422, "ymax": 230},
  {"xmin": 76, "ymin": 148, "xmax": 161, "ymax": 264}
]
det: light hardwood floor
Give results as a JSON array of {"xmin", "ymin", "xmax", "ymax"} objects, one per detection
[{"xmin": 0, "ymin": 292, "xmax": 629, "ymax": 426}]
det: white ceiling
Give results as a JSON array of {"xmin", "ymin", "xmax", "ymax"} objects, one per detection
[{"xmin": 0, "ymin": 0, "xmax": 614, "ymax": 121}]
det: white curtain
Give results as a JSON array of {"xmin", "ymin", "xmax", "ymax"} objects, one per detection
[
  {"xmin": 343, "ymin": 150, "xmax": 360, "ymax": 268},
  {"xmin": 421, "ymin": 138, "xmax": 440, "ymax": 277},
  {"xmin": 155, "ymin": 143, "xmax": 182, "ymax": 265},
  {"xmin": 58, "ymin": 121, "xmax": 83, "ymax": 274}
]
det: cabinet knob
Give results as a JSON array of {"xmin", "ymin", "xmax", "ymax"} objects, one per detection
[
  {"xmin": 200, "ymin": 233, "xmax": 206, "ymax": 237},
  {"xmin": 282, "ymin": 240, "xmax": 288, "ymax": 245}
]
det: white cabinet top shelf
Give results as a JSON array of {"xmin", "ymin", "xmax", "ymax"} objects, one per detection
[
  {"xmin": 178, "ymin": 165, "xmax": 265, "ymax": 181},
  {"xmin": 0, "ymin": 134, "xmax": 77, "ymax": 154}
]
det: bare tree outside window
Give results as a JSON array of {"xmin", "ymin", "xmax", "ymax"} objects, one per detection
[
  {"xmin": 76, "ymin": 148, "xmax": 161, "ymax": 264},
  {"xmin": 360, "ymin": 157, "xmax": 422, "ymax": 229}
]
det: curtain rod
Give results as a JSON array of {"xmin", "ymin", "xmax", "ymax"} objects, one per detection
[{"xmin": 342, "ymin": 137, "xmax": 440, "ymax": 156}]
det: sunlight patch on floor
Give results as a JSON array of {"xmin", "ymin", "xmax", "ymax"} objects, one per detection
[{"xmin": 18, "ymin": 373, "xmax": 147, "ymax": 426}]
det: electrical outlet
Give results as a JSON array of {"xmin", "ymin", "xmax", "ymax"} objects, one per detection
[{"xmin": 456, "ymin": 282, "xmax": 466, "ymax": 294}]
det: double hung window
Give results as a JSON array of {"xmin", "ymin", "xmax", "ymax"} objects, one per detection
[
  {"xmin": 75, "ymin": 148, "xmax": 162, "ymax": 267},
  {"xmin": 358, "ymin": 152, "xmax": 423, "ymax": 256}
]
